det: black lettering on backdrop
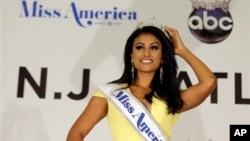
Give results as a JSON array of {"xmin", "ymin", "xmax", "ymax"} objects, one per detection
[
  {"xmin": 16, "ymin": 67, "xmax": 249, "ymax": 104},
  {"xmin": 235, "ymin": 73, "xmax": 250, "ymax": 104},
  {"xmin": 17, "ymin": 67, "xmax": 47, "ymax": 98},
  {"xmin": 67, "ymin": 69, "xmax": 90, "ymax": 100},
  {"xmin": 17, "ymin": 67, "xmax": 90, "ymax": 100}
]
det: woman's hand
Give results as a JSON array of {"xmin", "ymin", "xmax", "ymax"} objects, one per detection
[{"xmin": 163, "ymin": 26, "xmax": 187, "ymax": 56}]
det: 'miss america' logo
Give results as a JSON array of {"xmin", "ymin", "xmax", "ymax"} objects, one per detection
[{"xmin": 19, "ymin": 0, "xmax": 137, "ymax": 28}]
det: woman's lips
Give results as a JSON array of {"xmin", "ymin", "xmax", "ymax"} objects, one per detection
[{"xmin": 141, "ymin": 59, "xmax": 153, "ymax": 64}]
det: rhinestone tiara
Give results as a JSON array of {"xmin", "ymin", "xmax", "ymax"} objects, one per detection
[
  {"xmin": 136, "ymin": 17, "xmax": 170, "ymax": 39},
  {"xmin": 136, "ymin": 17, "xmax": 164, "ymax": 31}
]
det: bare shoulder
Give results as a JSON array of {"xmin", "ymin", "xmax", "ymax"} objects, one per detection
[{"xmin": 86, "ymin": 96, "xmax": 108, "ymax": 112}]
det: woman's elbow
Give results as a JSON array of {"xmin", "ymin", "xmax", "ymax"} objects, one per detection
[
  {"xmin": 207, "ymin": 74, "xmax": 217, "ymax": 93},
  {"xmin": 66, "ymin": 129, "xmax": 84, "ymax": 141}
]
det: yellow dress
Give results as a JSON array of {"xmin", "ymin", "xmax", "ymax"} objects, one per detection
[{"xmin": 94, "ymin": 86, "xmax": 179, "ymax": 141}]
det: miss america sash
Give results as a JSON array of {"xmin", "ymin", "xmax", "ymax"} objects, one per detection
[{"xmin": 97, "ymin": 84, "xmax": 168, "ymax": 141}]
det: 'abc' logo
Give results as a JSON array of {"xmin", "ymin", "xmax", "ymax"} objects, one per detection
[{"xmin": 188, "ymin": 8, "xmax": 233, "ymax": 44}]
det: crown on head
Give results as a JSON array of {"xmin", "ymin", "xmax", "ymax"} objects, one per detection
[
  {"xmin": 191, "ymin": 0, "xmax": 230, "ymax": 11},
  {"xmin": 136, "ymin": 17, "xmax": 164, "ymax": 31},
  {"xmin": 136, "ymin": 17, "xmax": 171, "ymax": 39}
]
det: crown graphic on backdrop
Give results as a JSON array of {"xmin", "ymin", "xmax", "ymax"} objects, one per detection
[{"xmin": 191, "ymin": 0, "xmax": 231, "ymax": 11}]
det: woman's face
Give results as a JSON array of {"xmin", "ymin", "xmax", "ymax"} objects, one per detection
[{"xmin": 131, "ymin": 33, "xmax": 162, "ymax": 74}]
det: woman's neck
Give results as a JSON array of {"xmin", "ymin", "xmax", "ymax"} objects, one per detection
[
  {"xmin": 134, "ymin": 71, "xmax": 155, "ymax": 88},
  {"xmin": 130, "ymin": 71, "xmax": 155, "ymax": 99}
]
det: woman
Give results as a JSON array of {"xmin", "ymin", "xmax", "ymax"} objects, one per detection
[{"xmin": 66, "ymin": 25, "xmax": 217, "ymax": 141}]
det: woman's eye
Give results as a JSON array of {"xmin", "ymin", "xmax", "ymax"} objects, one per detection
[
  {"xmin": 135, "ymin": 46, "xmax": 143, "ymax": 50},
  {"xmin": 151, "ymin": 46, "xmax": 159, "ymax": 50}
]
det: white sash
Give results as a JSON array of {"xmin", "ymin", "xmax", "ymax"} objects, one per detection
[{"xmin": 97, "ymin": 84, "xmax": 168, "ymax": 141}]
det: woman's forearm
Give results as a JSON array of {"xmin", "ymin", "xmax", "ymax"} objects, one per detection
[{"xmin": 179, "ymin": 47, "xmax": 216, "ymax": 87}]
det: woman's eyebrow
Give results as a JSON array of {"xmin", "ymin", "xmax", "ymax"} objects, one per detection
[{"xmin": 151, "ymin": 42, "xmax": 160, "ymax": 45}]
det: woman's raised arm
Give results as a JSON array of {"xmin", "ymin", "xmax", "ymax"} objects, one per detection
[{"xmin": 164, "ymin": 26, "xmax": 217, "ymax": 113}]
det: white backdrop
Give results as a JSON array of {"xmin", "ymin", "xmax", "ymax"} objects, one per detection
[
  {"xmin": 1, "ymin": 0, "xmax": 250, "ymax": 141},
  {"xmin": 0, "ymin": 0, "xmax": 3, "ymax": 139}
]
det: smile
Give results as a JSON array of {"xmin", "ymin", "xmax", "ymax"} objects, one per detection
[{"xmin": 141, "ymin": 59, "xmax": 153, "ymax": 64}]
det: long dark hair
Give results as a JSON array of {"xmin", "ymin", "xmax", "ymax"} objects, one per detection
[{"xmin": 110, "ymin": 26, "xmax": 183, "ymax": 114}]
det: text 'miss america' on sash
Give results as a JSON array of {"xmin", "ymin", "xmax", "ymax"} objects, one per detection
[{"xmin": 111, "ymin": 90, "xmax": 167, "ymax": 141}]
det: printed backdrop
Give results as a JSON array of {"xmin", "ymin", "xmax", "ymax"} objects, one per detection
[{"xmin": 1, "ymin": 0, "xmax": 250, "ymax": 141}]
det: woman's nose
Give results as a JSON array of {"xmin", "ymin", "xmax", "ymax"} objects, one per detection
[{"xmin": 143, "ymin": 49, "xmax": 150, "ymax": 57}]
